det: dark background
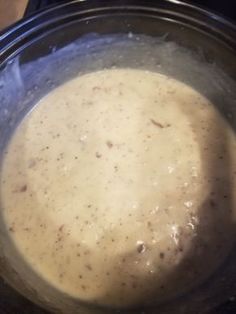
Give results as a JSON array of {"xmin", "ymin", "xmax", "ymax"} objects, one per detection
[
  {"xmin": 25, "ymin": 0, "xmax": 236, "ymax": 21},
  {"xmin": 0, "ymin": 0, "xmax": 236, "ymax": 313}
]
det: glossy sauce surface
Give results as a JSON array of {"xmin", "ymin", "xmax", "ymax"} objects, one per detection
[{"xmin": 1, "ymin": 69, "xmax": 236, "ymax": 307}]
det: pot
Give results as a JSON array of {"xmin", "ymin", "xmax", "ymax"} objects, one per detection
[{"xmin": 0, "ymin": 1, "xmax": 236, "ymax": 313}]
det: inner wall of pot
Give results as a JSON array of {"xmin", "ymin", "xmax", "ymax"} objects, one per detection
[{"xmin": 0, "ymin": 14, "xmax": 236, "ymax": 314}]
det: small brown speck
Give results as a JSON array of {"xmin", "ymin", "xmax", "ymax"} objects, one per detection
[
  {"xmin": 210, "ymin": 199, "xmax": 216, "ymax": 207},
  {"xmin": 137, "ymin": 242, "xmax": 146, "ymax": 254},
  {"xmin": 95, "ymin": 152, "xmax": 102, "ymax": 158},
  {"xmin": 78, "ymin": 275, "xmax": 83, "ymax": 279},
  {"xmin": 85, "ymin": 264, "xmax": 92, "ymax": 271},
  {"xmin": 159, "ymin": 252, "xmax": 165, "ymax": 259},
  {"xmin": 57, "ymin": 236, "xmax": 63, "ymax": 242},
  {"xmin": 81, "ymin": 285, "xmax": 87, "ymax": 290},
  {"xmin": 20, "ymin": 185, "xmax": 27, "ymax": 192},
  {"xmin": 150, "ymin": 119, "xmax": 164, "ymax": 128},
  {"xmin": 93, "ymin": 86, "xmax": 101, "ymax": 91},
  {"xmin": 106, "ymin": 141, "xmax": 113, "ymax": 148},
  {"xmin": 9, "ymin": 227, "xmax": 14, "ymax": 232},
  {"xmin": 59, "ymin": 224, "xmax": 64, "ymax": 232}
]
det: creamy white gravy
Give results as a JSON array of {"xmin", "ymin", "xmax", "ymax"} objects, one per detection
[{"xmin": 1, "ymin": 69, "xmax": 236, "ymax": 308}]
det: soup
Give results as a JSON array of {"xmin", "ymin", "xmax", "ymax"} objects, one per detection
[{"xmin": 1, "ymin": 69, "xmax": 236, "ymax": 307}]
